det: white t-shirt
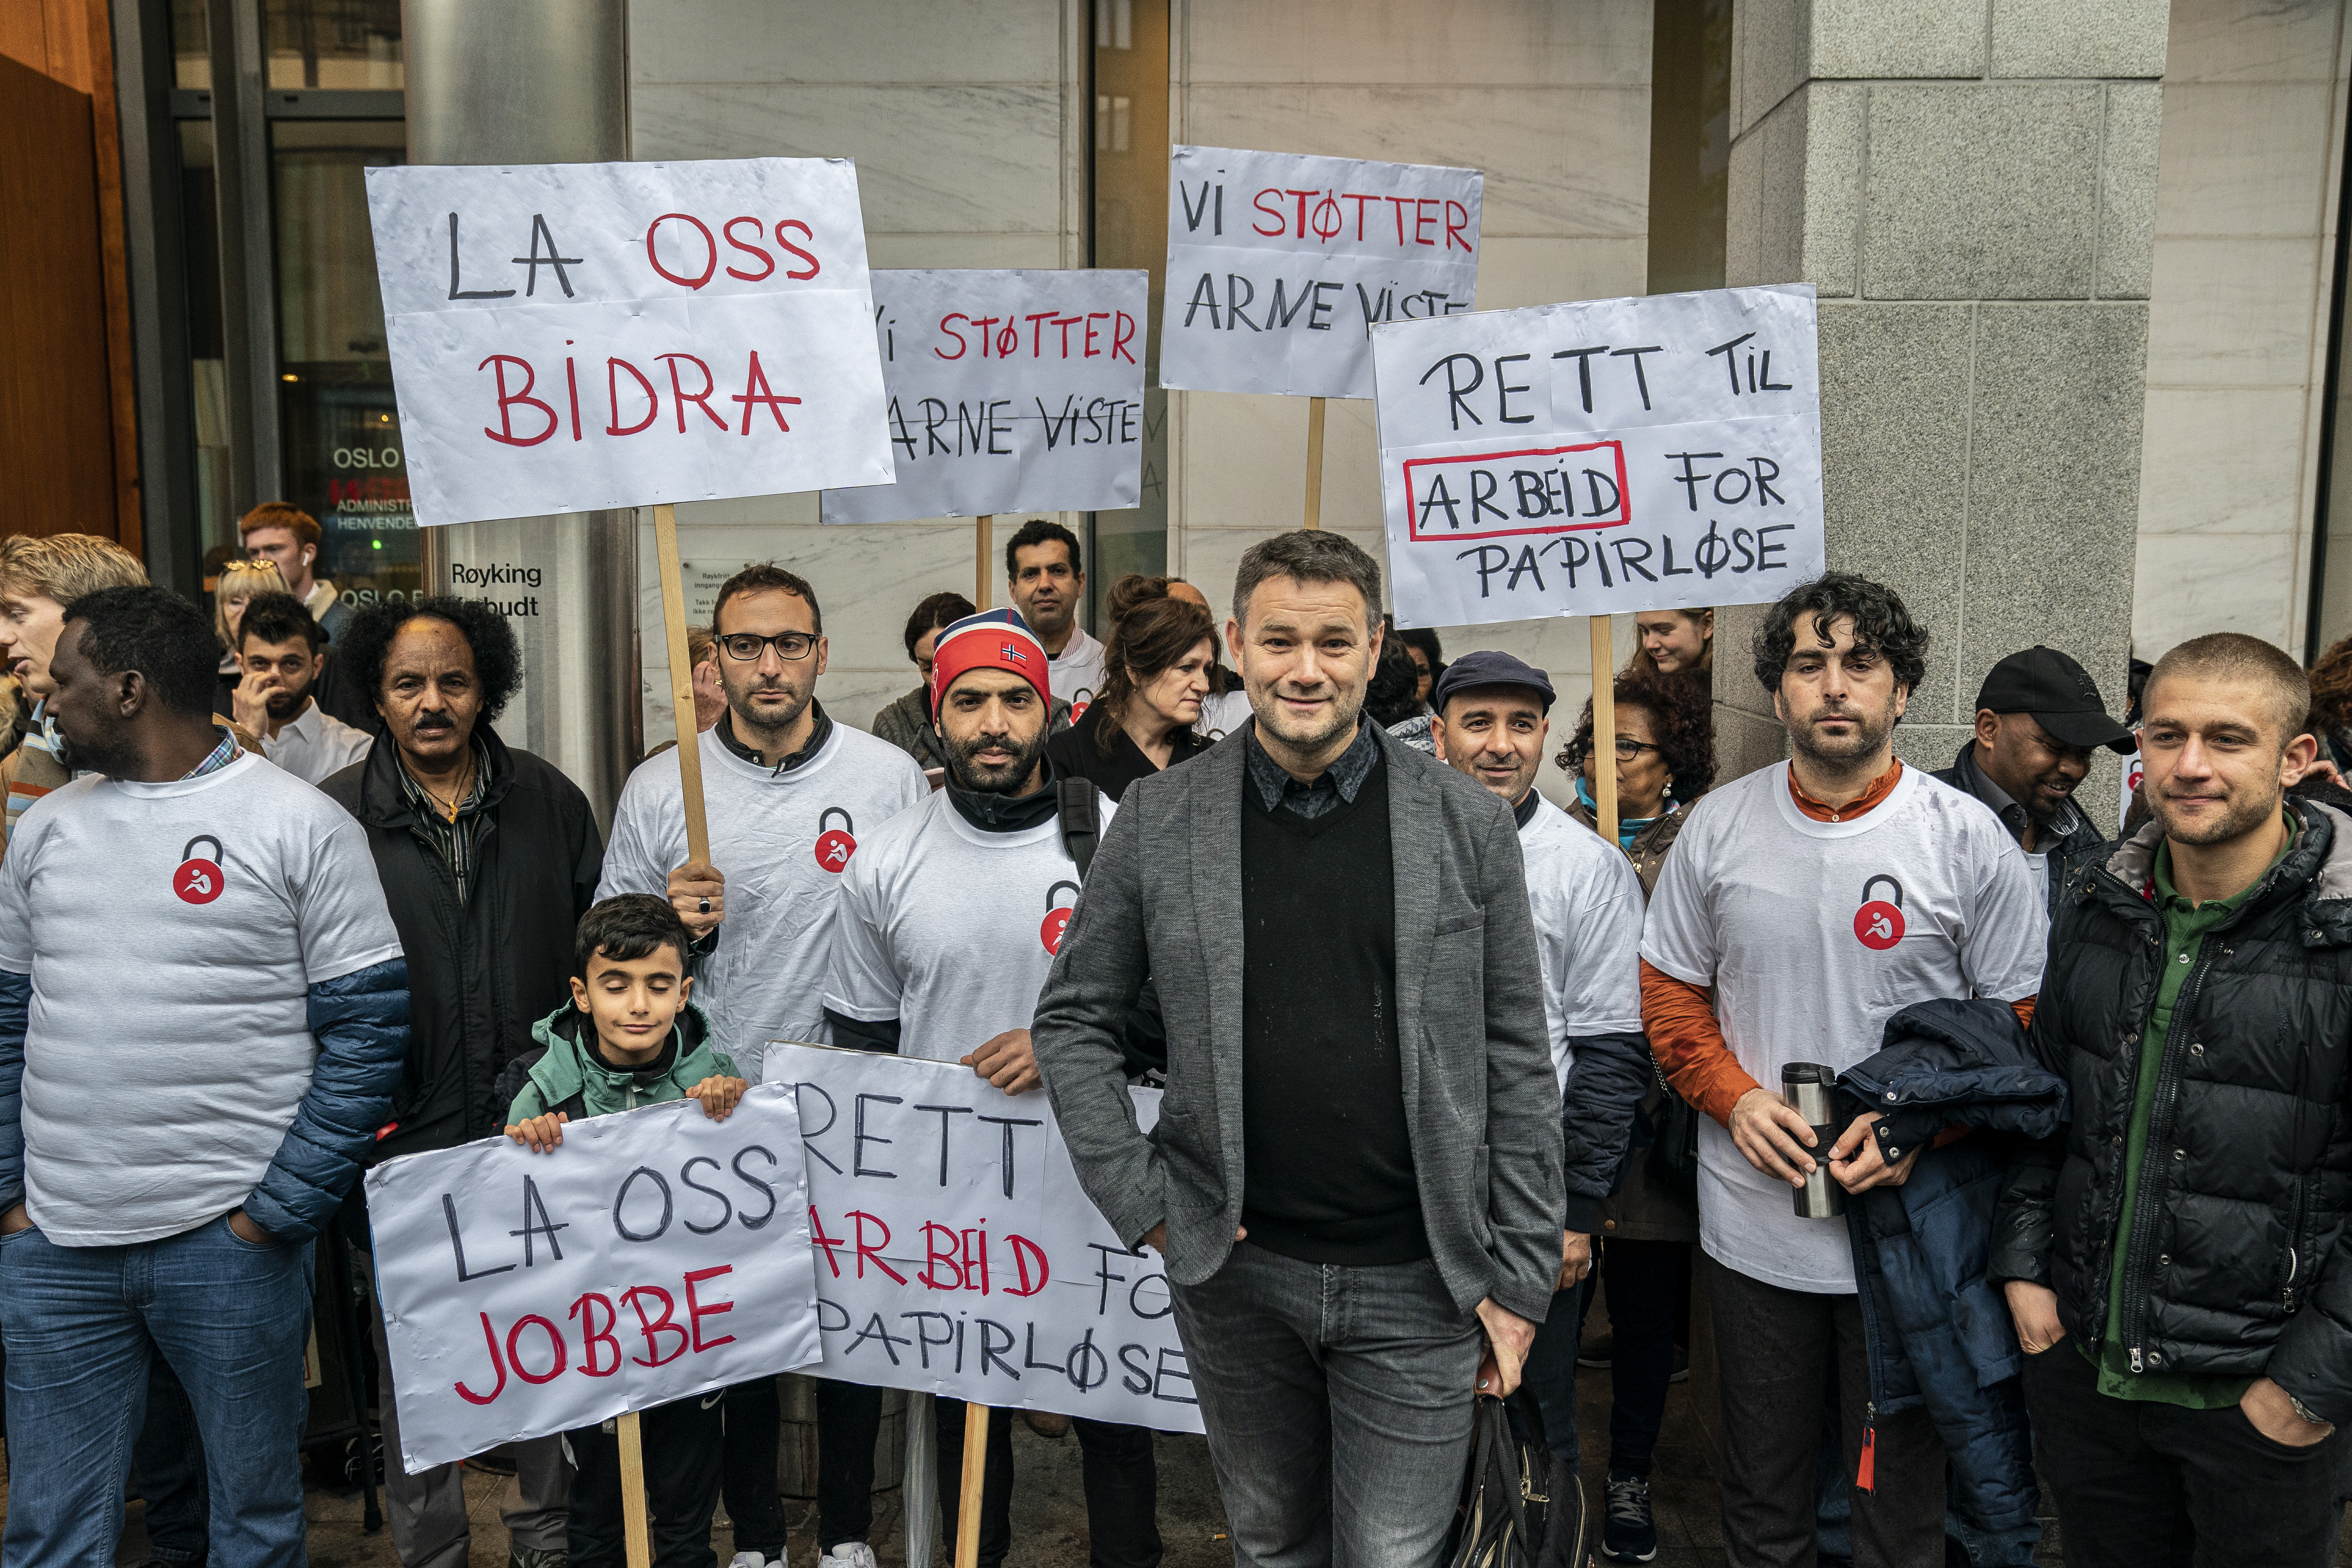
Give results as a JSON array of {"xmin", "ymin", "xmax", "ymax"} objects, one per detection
[
  {"xmin": 822, "ymin": 788, "xmax": 1095, "ymax": 1066},
  {"xmin": 599, "ymin": 719, "xmax": 925, "ymax": 1076},
  {"xmin": 1640, "ymin": 762, "xmax": 2046, "ymax": 1293},
  {"xmin": 1049, "ymin": 625, "xmax": 1107, "ymax": 718},
  {"xmin": 1519, "ymin": 794, "xmax": 1645, "ymax": 1092},
  {"xmin": 0, "ymin": 753, "xmax": 403, "ymax": 1246},
  {"xmin": 1198, "ymin": 688, "xmax": 1254, "ymax": 743},
  {"xmin": 261, "ymin": 700, "xmax": 374, "ymax": 785}
]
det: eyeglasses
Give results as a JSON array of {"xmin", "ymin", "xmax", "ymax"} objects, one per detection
[
  {"xmin": 719, "ymin": 632, "xmax": 817, "ymax": 662},
  {"xmin": 1610, "ymin": 736, "xmax": 1662, "ymax": 761}
]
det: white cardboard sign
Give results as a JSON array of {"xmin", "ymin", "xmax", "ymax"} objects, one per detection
[
  {"xmin": 1371, "ymin": 284, "xmax": 1826, "ymax": 629},
  {"xmin": 1160, "ymin": 145, "xmax": 1483, "ymax": 399},
  {"xmin": 364, "ymin": 1086, "xmax": 822, "ymax": 1472},
  {"xmin": 820, "ymin": 270, "xmax": 1150, "ymax": 523},
  {"xmin": 365, "ymin": 159, "xmax": 893, "ymax": 525},
  {"xmin": 764, "ymin": 1043, "xmax": 1204, "ymax": 1435}
]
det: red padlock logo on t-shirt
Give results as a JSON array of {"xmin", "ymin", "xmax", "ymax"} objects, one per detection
[
  {"xmin": 1069, "ymin": 687, "xmax": 1094, "ymax": 724},
  {"xmin": 1040, "ymin": 880, "xmax": 1080, "ymax": 955},
  {"xmin": 1853, "ymin": 874, "xmax": 1905, "ymax": 951},
  {"xmin": 814, "ymin": 808, "xmax": 857, "ymax": 874},
  {"xmin": 174, "ymin": 835, "xmax": 226, "ymax": 906}
]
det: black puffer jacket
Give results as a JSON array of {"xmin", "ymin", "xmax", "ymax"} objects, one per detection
[
  {"xmin": 322, "ymin": 724, "xmax": 602, "ymax": 1161},
  {"xmin": 1990, "ymin": 799, "xmax": 2352, "ymax": 1421}
]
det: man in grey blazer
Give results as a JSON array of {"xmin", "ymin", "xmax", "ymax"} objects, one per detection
[{"xmin": 1032, "ymin": 530, "xmax": 1564, "ymax": 1568}]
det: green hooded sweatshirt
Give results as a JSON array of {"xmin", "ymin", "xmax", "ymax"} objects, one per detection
[{"xmin": 506, "ymin": 999, "xmax": 740, "ymax": 1124}]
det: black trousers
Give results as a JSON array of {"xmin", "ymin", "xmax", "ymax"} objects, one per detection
[
  {"xmin": 817, "ymin": 1381, "xmax": 885, "ymax": 1551},
  {"xmin": 1708, "ymin": 1257, "xmax": 1944, "ymax": 1568},
  {"xmin": 568, "ymin": 1392, "xmax": 725, "ymax": 1568},
  {"xmin": 933, "ymin": 1399, "xmax": 1162, "ymax": 1568},
  {"xmin": 2022, "ymin": 1336, "xmax": 2342, "ymax": 1568},
  {"xmin": 720, "ymin": 1377, "xmax": 790, "ymax": 1557}
]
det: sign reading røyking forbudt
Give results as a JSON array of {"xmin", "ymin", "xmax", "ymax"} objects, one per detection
[
  {"xmin": 820, "ymin": 269, "xmax": 1150, "ymax": 524},
  {"xmin": 765, "ymin": 1043, "xmax": 1204, "ymax": 1435},
  {"xmin": 364, "ymin": 1085, "xmax": 822, "ymax": 1473},
  {"xmin": 1160, "ymin": 145, "xmax": 1483, "ymax": 399},
  {"xmin": 1371, "ymin": 283, "xmax": 1826, "ymax": 629},
  {"xmin": 366, "ymin": 159, "xmax": 893, "ymax": 525}
]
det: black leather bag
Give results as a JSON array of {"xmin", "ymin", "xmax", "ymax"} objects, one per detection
[
  {"xmin": 1643, "ymin": 1067, "xmax": 1701, "ymax": 1205},
  {"xmin": 1446, "ymin": 1393, "xmax": 1581, "ymax": 1568}
]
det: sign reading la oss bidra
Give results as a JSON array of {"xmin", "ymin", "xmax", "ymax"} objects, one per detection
[
  {"xmin": 822, "ymin": 269, "xmax": 1150, "ymax": 524},
  {"xmin": 1371, "ymin": 283, "xmax": 1826, "ymax": 630},
  {"xmin": 368, "ymin": 1058, "xmax": 1198, "ymax": 1472},
  {"xmin": 365, "ymin": 158, "xmax": 893, "ymax": 526},
  {"xmin": 1161, "ymin": 145, "xmax": 1483, "ymax": 399}
]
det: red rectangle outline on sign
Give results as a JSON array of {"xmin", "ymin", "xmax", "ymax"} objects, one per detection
[{"xmin": 1401, "ymin": 440, "xmax": 1631, "ymax": 543}]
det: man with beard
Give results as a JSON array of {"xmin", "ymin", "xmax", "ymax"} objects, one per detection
[
  {"xmin": 1994, "ymin": 634, "xmax": 2352, "ymax": 1568},
  {"xmin": 1004, "ymin": 519, "xmax": 1106, "ymax": 715},
  {"xmin": 231, "ymin": 592, "xmax": 371, "ymax": 784},
  {"xmin": 1933, "ymin": 646, "xmax": 2133, "ymax": 910},
  {"xmin": 322, "ymin": 599, "xmax": 601, "ymax": 1568},
  {"xmin": 1639, "ymin": 573, "xmax": 2046, "ymax": 1568},
  {"xmin": 825, "ymin": 608, "xmax": 1159, "ymax": 1568},
  {"xmin": 600, "ymin": 563, "xmax": 923, "ymax": 1568},
  {"xmin": 1032, "ymin": 531, "xmax": 1560, "ymax": 1568}
]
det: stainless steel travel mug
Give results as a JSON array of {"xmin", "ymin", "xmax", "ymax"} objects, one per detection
[{"xmin": 1783, "ymin": 1062, "xmax": 1846, "ymax": 1220}]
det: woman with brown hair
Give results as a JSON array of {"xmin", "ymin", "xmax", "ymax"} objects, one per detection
[
  {"xmin": 1626, "ymin": 606, "xmax": 1714, "ymax": 681},
  {"xmin": 1044, "ymin": 575, "xmax": 1216, "ymax": 800},
  {"xmin": 213, "ymin": 558, "xmax": 292, "ymax": 715}
]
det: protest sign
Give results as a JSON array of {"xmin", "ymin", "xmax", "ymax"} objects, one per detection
[
  {"xmin": 764, "ymin": 1043, "xmax": 1203, "ymax": 1436},
  {"xmin": 364, "ymin": 1085, "xmax": 822, "ymax": 1474},
  {"xmin": 366, "ymin": 158, "xmax": 893, "ymax": 527},
  {"xmin": 1160, "ymin": 145, "xmax": 1483, "ymax": 400},
  {"xmin": 821, "ymin": 270, "xmax": 1149, "ymax": 524},
  {"xmin": 1370, "ymin": 283, "xmax": 1826, "ymax": 629}
]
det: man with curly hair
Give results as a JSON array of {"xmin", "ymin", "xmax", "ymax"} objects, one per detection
[
  {"xmin": 321, "ymin": 597, "xmax": 603, "ymax": 1568},
  {"xmin": 1639, "ymin": 573, "xmax": 2046, "ymax": 1567}
]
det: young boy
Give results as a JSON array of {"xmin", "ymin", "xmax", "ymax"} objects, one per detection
[{"xmin": 501, "ymin": 894, "xmax": 750, "ymax": 1568}]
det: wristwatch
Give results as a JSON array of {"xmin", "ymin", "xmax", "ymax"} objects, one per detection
[{"xmin": 2288, "ymin": 1392, "xmax": 2334, "ymax": 1428}]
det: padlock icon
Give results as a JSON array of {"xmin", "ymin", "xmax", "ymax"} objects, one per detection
[
  {"xmin": 814, "ymin": 808, "xmax": 857, "ymax": 873},
  {"xmin": 1040, "ymin": 880, "xmax": 1080, "ymax": 955},
  {"xmin": 1853, "ymin": 874, "xmax": 1905, "ymax": 951},
  {"xmin": 1069, "ymin": 686, "xmax": 1094, "ymax": 723},
  {"xmin": 174, "ymin": 834, "xmax": 226, "ymax": 906}
]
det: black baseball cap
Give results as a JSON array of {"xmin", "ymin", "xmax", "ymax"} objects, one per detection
[
  {"xmin": 1432, "ymin": 650, "xmax": 1556, "ymax": 714},
  {"xmin": 1974, "ymin": 646, "xmax": 2134, "ymax": 754}
]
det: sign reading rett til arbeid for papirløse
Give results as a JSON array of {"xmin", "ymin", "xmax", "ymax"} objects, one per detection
[{"xmin": 1370, "ymin": 284, "xmax": 1826, "ymax": 631}]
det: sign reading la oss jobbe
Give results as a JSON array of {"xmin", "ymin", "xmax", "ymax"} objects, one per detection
[
  {"xmin": 365, "ymin": 158, "xmax": 893, "ymax": 526},
  {"xmin": 1370, "ymin": 283, "xmax": 1825, "ymax": 631},
  {"xmin": 822, "ymin": 269, "xmax": 1150, "ymax": 524},
  {"xmin": 1161, "ymin": 145, "xmax": 1483, "ymax": 401}
]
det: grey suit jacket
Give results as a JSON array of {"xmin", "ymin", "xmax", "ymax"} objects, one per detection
[{"xmin": 1031, "ymin": 723, "xmax": 1564, "ymax": 1322}]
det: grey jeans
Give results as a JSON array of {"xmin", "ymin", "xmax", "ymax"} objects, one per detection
[
  {"xmin": 1170, "ymin": 1242, "xmax": 1482, "ymax": 1568},
  {"xmin": 362, "ymin": 1254, "xmax": 572, "ymax": 1568}
]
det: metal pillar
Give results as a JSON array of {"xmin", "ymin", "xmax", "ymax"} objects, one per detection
[{"xmin": 403, "ymin": 0, "xmax": 637, "ymax": 828}]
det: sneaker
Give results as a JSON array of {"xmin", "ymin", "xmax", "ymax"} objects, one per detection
[
  {"xmin": 728, "ymin": 1556, "xmax": 766, "ymax": 1568},
  {"xmin": 1668, "ymin": 1346, "xmax": 1690, "ymax": 1384},
  {"xmin": 819, "ymin": 1545, "xmax": 879, "ymax": 1568},
  {"xmin": 1577, "ymin": 1333, "xmax": 1613, "ymax": 1370},
  {"xmin": 1022, "ymin": 1409, "xmax": 1072, "ymax": 1439},
  {"xmin": 1601, "ymin": 1473, "xmax": 1658, "ymax": 1563},
  {"xmin": 510, "ymin": 1550, "xmax": 568, "ymax": 1568}
]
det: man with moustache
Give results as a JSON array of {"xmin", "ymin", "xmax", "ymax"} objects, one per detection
[
  {"xmin": 1003, "ymin": 519, "xmax": 1106, "ymax": 713},
  {"xmin": 1033, "ymin": 531, "xmax": 1560, "ymax": 1568},
  {"xmin": 1934, "ymin": 646, "xmax": 2133, "ymax": 911},
  {"xmin": 323, "ymin": 598, "xmax": 601, "ymax": 1568},
  {"xmin": 1994, "ymin": 634, "xmax": 2352, "ymax": 1568},
  {"xmin": 601, "ymin": 563, "xmax": 923, "ymax": 1568},
  {"xmin": 1639, "ymin": 573, "xmax": 2045, "ymax": 1568},
  {"xmin": 231, "ymin": 593, "xmax": 372, "ymax": 785}
]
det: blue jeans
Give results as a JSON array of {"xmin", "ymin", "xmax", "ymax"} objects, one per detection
[
  {"xmin": 1171, "ymin": 1242, "xmax": 1482, "ymax": 1568},
  {"xmin": 0, "ymin": 1214, "xmax": 316, "ymax": 1568}
]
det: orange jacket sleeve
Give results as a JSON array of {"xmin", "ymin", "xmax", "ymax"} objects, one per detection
[{"xmin": 1640, "ymin": 959, "xmax": 1762, "ymax": 1128}]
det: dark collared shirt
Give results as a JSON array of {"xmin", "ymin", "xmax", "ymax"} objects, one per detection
[
  {"xmin": 1245, "ymin": 720, "xmax": 1379, "ymax": 820},
  {"xmin": 1955, "ymin": 743, "xmax": 2087, "ymax": 850},
  {"xmin": 715, "ymin": 700, "xmax": 833, "ymax": 775},
  {"xmin": 398, "ymin": 737, "xmax": 494, "ymax": 903}
]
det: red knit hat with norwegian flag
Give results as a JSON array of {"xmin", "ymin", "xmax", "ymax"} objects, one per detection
[{"xmin": 930, "ymin": 608, "xmax": 1053, "ymax": 712}]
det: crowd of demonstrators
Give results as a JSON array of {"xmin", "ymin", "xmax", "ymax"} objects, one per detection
[
  {"xmin": 499, "ymin": 895, "xmax": 752, "ymax": 1568},
  {"xmin": 324, "ymin": 597, "xmax": 602, "ymax": 1568},
  {"xmin": 1045, "ymin": 576, "xmax": 1217, "ymax": 800},
  {"xmin": 600, "ymin": 562, "xmax": 923, "ymax": 1568},
  {"xmin": 231, "ymin": 592, "xmax": 373, "ymax": 784},
  {"xmin": 240, "ymin": 501, "xmax": 354, "ymax": 642},
  {"xmin": 1003, "ymin": 518, "xmax": 1107, "ymax": 713},
  {"xmin": 1639, "ymin": 573, "xmax": 2049, "ymax": 1567},
  {"xmin": 1627, "ymin": 607, "xmax": 1713, "ymax": 678},
  {"xmin": 1427, "ymin": 651, "xmax": 1651, "ymax": 1563},
  {"xmin": 1034, "ymin": 531, "xmax": 1563, "ymax": 1568},
  {"xmin": 827, "ymin": 608, "xmax": 1162, "ymax": 1568},
  {"xmin": 0, "ymin": 585, "xmax": 409, "ymax": 1567}
]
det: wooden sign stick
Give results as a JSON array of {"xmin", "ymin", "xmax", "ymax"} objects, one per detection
[
  {"xmin": 1590, "ymin": 616, "xmax": 1619, "ymax": 846},
  {"xmin": 1303, "ymin": 397, "xmax": 1327, "ymax": 530},
  {"xmin": 616, "ymin": 1410, "xmax": 654, "ymax": 1568},
  {"xmin": 954, "ymin": 1403, "xmax": 990, "ymax": 1568},
  {"xmin": 654, "ymin": 503, "xmax": 712, "ymax": 863},
  {"xmin": 975, "ymin": 515, "xmax": 994, "ymax": 610}
]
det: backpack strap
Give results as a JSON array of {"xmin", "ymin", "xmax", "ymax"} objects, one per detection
[{"xmin": 1058, "ymin": 777, "xmax": 1101, "ymax": 881}]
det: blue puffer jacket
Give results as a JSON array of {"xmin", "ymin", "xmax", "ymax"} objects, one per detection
[
  {"xmin": 1834, "ymin": 998, "xmax": 2069, "ymax": 1568},
  {"xmin": 242, "ymin": 957, "xmax": 412, "ymax": 1241}
]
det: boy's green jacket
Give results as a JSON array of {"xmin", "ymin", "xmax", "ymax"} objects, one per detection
[{"xmin": 503, "ymin": 999, "xmax": 740, "ymax": 1124}]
